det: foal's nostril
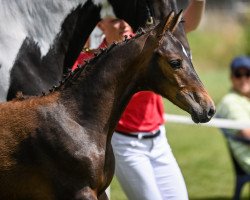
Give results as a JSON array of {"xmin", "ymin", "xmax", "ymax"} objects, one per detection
[{"xmin": 207, "ymin": 107, "xmax": 216, "ymax": 118}]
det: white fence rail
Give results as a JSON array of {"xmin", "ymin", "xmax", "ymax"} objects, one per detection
[{"xmin": 164, "ymin": 114, "xmax": 250, "ymax": 130}]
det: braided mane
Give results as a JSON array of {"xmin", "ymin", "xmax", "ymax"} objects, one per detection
[{"xmin": 40, "ymin": 27, "xmax": 148, "ymax": 96}]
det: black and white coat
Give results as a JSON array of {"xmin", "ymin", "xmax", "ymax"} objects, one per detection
[{"xmin": 0, "ymin": 0, "xmax": 103, "ymax": 101}]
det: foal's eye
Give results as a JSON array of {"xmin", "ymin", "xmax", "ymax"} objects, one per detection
[{"xmin": 169, "ymin": 59, "xmax": 182, "ymax": 69}]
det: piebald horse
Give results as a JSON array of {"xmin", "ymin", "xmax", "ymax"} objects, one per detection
[
  {"xmin": 0, "ymin": 12, "xmax": 215, "ymax": 200},
  {"xmin": 0, "ymin": 0, "xmax": 100, "ymax": 102},
  {"xmin": 2, "ymin": 0, "xmax": 190, "ymax": 102}
]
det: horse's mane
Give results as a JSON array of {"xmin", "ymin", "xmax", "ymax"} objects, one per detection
[
  {"xmin": 11, "ymin": 25, "xmax": 153, "ymax": 102},
  {"xmin": 44, "ymin": 27, "xmax": 149, "ymax": 93},
  {"xmin": 53, "ymin": 16, "xmax": 186, "ymax": 93}
]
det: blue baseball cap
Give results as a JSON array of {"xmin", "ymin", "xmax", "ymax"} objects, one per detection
[{"xmin": 231, "ymin": 56, "xmax": 250, "ymax": 72}]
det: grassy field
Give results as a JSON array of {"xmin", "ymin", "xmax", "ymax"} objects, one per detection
[{"xmin": 110, "ymin": 13, "xmax": 250, "ymax": 200}]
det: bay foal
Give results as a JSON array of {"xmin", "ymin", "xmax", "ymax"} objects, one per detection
[{"xmin": 0, "ymin": 12, "xmax": 215, "ymax": 200}]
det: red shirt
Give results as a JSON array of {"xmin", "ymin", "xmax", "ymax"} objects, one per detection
[
  {"xmin": 117, "ymin": 92, "xmax": 164, "ymax": 132},
  {"xmin": 72, "ymin": 39, "xmax": 164, "ymax": 133}
]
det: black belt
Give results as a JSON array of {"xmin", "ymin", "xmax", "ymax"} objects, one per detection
[{"xmin": 115, "ymin": 130, "xmax": 160, "ymax": 139}]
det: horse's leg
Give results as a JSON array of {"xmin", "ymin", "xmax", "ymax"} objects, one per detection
[{"xmin": 98, "ymin": 191, "xmax": 108, "ymax": 200}]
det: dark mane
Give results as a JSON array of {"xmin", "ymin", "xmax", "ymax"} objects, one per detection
[
  {"xmin": 10, "ymin": 36, "xmax": 135, "ymax": 101},
  {"xmin": 41, "ymin": 27, "xmax": 149, "ymax": 96},
  {"xmin": 10, "ymin": 22, "xmax": 159, "ymax": 101}
]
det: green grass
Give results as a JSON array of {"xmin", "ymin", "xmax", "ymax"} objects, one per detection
[
  {"xmin": 109, "ymin": 14, "xmax": 250, "ymax": 200},
  {"xmin": 167, "ymin": 125, "xmax": 234, "ymax": 199}
]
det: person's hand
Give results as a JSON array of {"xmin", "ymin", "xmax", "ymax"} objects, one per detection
[{"xmin": 239, "ymin": 128, "xmax": 250, "ymax": 139}]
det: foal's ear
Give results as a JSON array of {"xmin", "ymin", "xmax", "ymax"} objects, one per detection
[
  {"xmin": 154, "ymin": 11, "xmax": 175, "ymax": 39},
  {"xmin": 168, "ymin": 10, "xmax": 183, "ymax": 33},
  {"xmin": 158, "ymin": 10, "xmax": 183, "ymax": 36},
  {"xmin": 154, "ymin": 10, "xmax": 183, "ymax": 42},
  {"xmin": 162, "ymin": 11, "xmax": 175, "ymax": 34}
]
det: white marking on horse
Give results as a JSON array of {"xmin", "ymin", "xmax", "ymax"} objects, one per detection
[
  {"xmin": 168, "ymin": 31, "xmax": 191, "ymax": 60},
  {"xmin": 181, "ymin": 43, "xmax": 189, "ymax": 58}
]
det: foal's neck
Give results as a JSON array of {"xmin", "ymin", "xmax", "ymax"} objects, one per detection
[{"xmin": 60, "ymin": 33, "xmax": 151, "ymax": 135}]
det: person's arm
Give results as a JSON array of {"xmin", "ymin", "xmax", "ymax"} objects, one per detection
[{"xmin": 183, "ymin": 0, "xmax": 206, "ymax": 33}]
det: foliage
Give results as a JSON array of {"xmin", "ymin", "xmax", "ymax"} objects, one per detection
[{"xmin": 188, "ymin": 13, "xmax": 245, "ymax": 72}]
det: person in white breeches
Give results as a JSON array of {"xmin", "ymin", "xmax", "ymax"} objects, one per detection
[{"xmin": 112, "ymin": 125, "xmax": 188, "ymax": 200}]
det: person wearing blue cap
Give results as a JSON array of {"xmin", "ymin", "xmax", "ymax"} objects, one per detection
[{"xmin": 216, "ymin": 56, "xmax": 250, "ymax": 173}]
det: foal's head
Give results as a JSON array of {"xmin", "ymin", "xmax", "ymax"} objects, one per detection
[{"xmin": 141, "ymin": 11, "xmax": 215, "ymax": 123}]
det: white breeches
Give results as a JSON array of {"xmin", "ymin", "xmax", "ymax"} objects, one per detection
[{"xmin": 111, "ymin": 125, "xmax": 188, "ymax": 200}]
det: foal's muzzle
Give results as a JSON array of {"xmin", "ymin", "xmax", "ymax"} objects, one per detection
[{"xmin": 191, "ymin": 105, "xmax": 216, "ymax": 123}]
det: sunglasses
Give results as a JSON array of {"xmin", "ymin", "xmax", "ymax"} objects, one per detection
[{"xmin": 233, "ymin": 71, "xmax": 250, "ymax": 79}]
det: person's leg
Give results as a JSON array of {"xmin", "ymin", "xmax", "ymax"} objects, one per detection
[
  {"xmin": 111, "ymin": 133, "xmax": 163, "ymax": 200},
  {"xmin": 151, "ymin": 125, "xmax": 189, "ymax": 200}
]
